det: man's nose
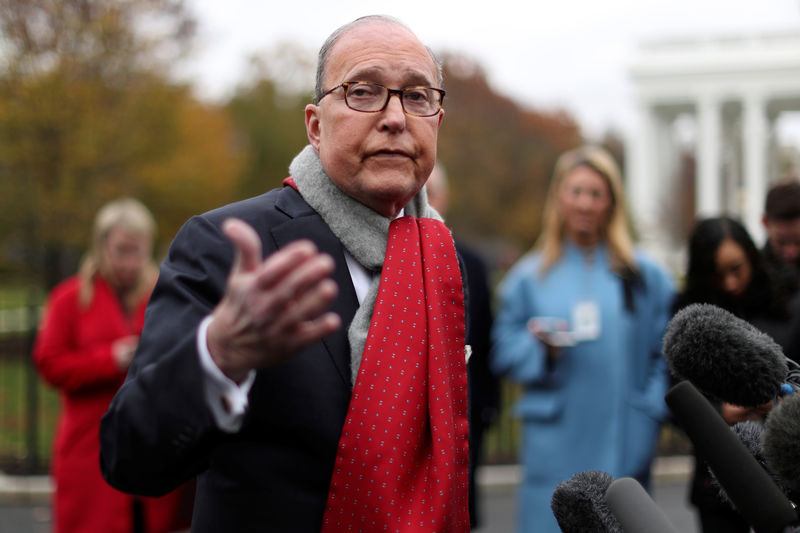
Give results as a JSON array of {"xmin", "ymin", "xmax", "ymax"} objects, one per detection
[{"xmin": 381, "ymin": 93, "xmax": 406, "ymax": 129}]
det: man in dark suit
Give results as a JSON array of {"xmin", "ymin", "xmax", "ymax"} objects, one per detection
[
  {"xmin": 427, "ymin": 164, "xmax": 500, "ymax": 529},
  {"xmin": 100, "ymin": 15, "xmax": 470, "ymax": 532}
]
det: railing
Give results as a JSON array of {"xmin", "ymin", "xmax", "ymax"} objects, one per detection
[
  {"xmin": 0, "ymin": 287, "xmax": 687, "ymax": 475},
  {"xmin": 480, "ymin": 382, "xmax": 693, "ymax": 466},
  {"xmin": 0, "ymin": 289, "xmax": 57, "ymax": 475},
  {"xmin": 482, "ymin": 382, "xmax": 523, "ymax": 464},
  {"xmin": 0, "ymin": 316, "xmax": 523, "ymax": 477}
]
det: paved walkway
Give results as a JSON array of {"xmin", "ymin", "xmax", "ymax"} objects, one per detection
[
  {"xmin": 0, "ymin": 455, "xmax": 699, "ymax": 532},
  {"xmin": 472, "ymin": 455, "xmax": 698, "ymax": 532}
]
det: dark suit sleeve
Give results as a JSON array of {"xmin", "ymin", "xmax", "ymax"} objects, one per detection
[
  {"xmin": 458, "ymin": 243, "xmax": 500, "ymax": 427},
  {"xmin": 100, "ymin": 214, "xmax": 233, "ymax": 496}
]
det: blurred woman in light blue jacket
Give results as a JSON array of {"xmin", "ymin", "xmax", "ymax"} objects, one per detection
[{"xmin": 491, "ymin": 145, "xmax": 675, "ymax": 533}]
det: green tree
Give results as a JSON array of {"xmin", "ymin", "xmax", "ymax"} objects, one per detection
[
  {"xmin": 226, "ymin": 44, "xmax": 315, "ymax": 198},
  {"xmin": 227, "ymin": 78, "xmax": 309, "ymax": 198},
  {"xmin": 0, "ymin": 0, "xmax": 196, "ymax": 287},
  {"xmin": 138, "ymin": 95, "xmax": 244, "ymax": 250},
  {"xmin": 437, "ymin": 54, "xmax": 583, "ymax": 251}
]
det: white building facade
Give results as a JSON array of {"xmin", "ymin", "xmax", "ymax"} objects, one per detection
[{"xmin": 626, "ymin": 32, "xmax": 800, "ymax": 269}]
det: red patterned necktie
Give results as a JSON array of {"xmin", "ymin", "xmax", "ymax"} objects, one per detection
[{"xmin": 321, "ymin": 215, "xmax": 470, "ymax": 532}]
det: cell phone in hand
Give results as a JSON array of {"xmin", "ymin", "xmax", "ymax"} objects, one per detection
[{"xmin": 527, "ymin": 317, "xmax": 577, "ymax": 347}]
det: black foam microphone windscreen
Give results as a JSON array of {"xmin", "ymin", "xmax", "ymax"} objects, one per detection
[
  {"xmin": 550, "ymin": 470, "xmax": 622, "ymax": 533},
  {"xmin": 666, "ymin": 380, "xmax": 798, "ymax": 533},
  {"xmin": 663, "ymin": 303, "xmax": 787, "ymax": 406},
  {"xmin": 765, "ymin": 392, "xmax": 800, "ymax": 493},
  {"xmin": 605, "ymin": 477, "xmax": 679, "ymax": 533}
]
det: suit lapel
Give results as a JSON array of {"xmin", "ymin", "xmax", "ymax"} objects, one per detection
[{"xmin": 270, "ymin": 187, "xmax": 358, "ymax": 388}]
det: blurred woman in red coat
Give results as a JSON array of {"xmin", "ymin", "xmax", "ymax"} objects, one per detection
[{"xmin": 34, "ymin": 198, "xmax": 193, "ymax": 533}]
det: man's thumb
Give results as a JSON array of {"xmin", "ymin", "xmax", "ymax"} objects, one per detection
[{"xmin": 222, "ymin": 218, "xmax": 262, "ymax": 273}]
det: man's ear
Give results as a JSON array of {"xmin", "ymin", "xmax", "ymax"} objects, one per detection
[{"xmin": 305, "ymin": 104, "xmax": 321, "ymax": 149}]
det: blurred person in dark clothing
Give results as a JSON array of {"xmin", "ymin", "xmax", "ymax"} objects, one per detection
[
  {"xmin": 427, "ymin": 163, "xmax": 500, "ymax": 529},
  {"xmin": 676, "ymin": 215, "xmax": 800, "ymax": 363},
  {"xmin": 762, "ymin": 178, "xmax": 800, "ymax": 299},
  {"xmin": 673, "ymin": 215, "xmax": 800, "ymax": 532}
]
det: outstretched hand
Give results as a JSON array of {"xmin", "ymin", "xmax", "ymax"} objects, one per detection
[{"xmin": 206, "ymin": 218, "xmax": 342, "ymax": 382}]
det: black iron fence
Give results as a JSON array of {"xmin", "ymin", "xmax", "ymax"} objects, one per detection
[
  {"xmin": 0, "ymin": 286, "xmax": 688, "ymax": 476},
  {"xmin": 0, "ymin": 288, "xmax": 57, "ymax": 475},
  {"xmin": 0, "ymin": 287, "xmax": 527, "ymax": 475}
]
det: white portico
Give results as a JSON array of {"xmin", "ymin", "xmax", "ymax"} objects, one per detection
[{"xmin": 626, "ymin": 31, "xmax": 800, "ymax": 268}]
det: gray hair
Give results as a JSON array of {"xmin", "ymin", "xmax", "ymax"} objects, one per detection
[{"xmin": 313, "ymin": 15, "xmax": 443, "ymax": 103}]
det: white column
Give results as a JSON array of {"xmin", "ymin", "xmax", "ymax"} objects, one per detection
[
  {"xmin": 743, "ymin": 92, "xmax": 768, "ymax": 245},
  {"xmin": 721, "ymin": 110, "xmax": 741, "ymax": 214},
  {"xmin": 766, "ymin": 111, "xmax": 779, "ymax": 184},
  {"xmin": 654, "ymin": 111, "xmax": 677, "ymax": 205},
  {"xmin": 626, "ymin": 100, "xmax": 658, "ymax": 249},
  {"xmin": 696, "ymin": 94, "xmax": 722, "ymax": 218}
]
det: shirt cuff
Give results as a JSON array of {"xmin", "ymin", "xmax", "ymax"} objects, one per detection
[{"xmin": 197, "ymin": 315, "xmax": 256, "ymax": 433}]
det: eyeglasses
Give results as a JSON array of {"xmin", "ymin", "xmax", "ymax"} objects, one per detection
[{"xmin": 318, "ymin": 81, "xmax": 445, "ymax": 117}]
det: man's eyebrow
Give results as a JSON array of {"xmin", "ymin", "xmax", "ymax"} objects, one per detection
[
  {"xmin": 346, "ymin": 67, "xmax": 435, "ymax": 87},
  {"xmin": 346, "ymin": 67, "xmax": 382, "ymax": 81},
  {"xmin": 403, "ymin": 72, "xmax": 436, "ymax": 87}
]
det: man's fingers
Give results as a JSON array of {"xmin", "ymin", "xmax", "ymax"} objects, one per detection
[
  {"xmin": 252, "ymin": 240, "xmax": 324, "ymax": 292},
  {"xmin": 269, "ymin": 310, "xmax": 342, "ymax": 358},
  {"xmin": 288, "ymin": 312, "xmax": 342, "ymax": 352},
  {"xmin": 274, "ymin": 278, "xmax": 339, "ymax": 329},
  {"xmin": 223, "ymin": 218, "xmax": 263, "ymax": 274},
  {"xmin": 261, "ymin": 252, "xmax": 336, "ymax": 302},
  {"xmin": 212, "ymin": 228, "xmax": 342, "ymax": 372},
  {"xmin": 246, "ymin": 255, "xmax": 337, "ymax": 330}
]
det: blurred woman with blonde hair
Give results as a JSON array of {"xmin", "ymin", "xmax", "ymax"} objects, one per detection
[
  {"xmin": 491, "ymin": 146, "xmax": 675, "ymax": 532},
  {"xmin": 34, "ymin": 198, "xmax": 192, "ymax": 533}
]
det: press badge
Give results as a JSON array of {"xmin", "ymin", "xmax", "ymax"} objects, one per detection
[{"xmin": 572, "ymin": 300, "xmax": 600, "ymax": 341}]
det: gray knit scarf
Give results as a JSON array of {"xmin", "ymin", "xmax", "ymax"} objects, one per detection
[{"xmin": 288, "ymin": 145, "xmax": 442, "ymax": 385}]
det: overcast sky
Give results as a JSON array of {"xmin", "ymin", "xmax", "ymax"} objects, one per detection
[{"xmin": 181, "ymin": 0, "xmax": 800, "ymax": 143}]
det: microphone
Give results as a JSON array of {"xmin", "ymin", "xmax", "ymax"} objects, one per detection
[
  {"xmin": 709, "ymin": 421, "xmax": 764, "ymax": 508},
  {"xmin": 550, "ymin": 470, "xmax": 622, "ymax": 533},
  {"xmin": 765, "ymin": 392, "xmax": 800, "ymax": 493},
  {"xmin": 666, "ymin": 380, "xmax": 798, "ymax": 533},
  {"xmin": 604, "ymin": 477, "xmax": 679, "ymax": 533},
  {"xmin": 710, "ymin": 421, "xmax": 797, "ymax": 507},
  {"xmin": 663, "ymin": 303, "xmax": 788, "ymax": 406}
]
